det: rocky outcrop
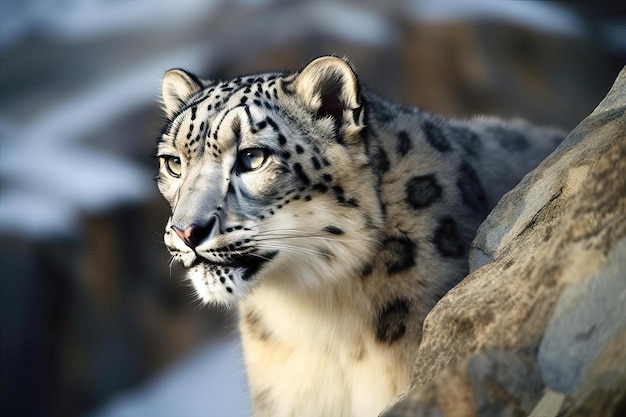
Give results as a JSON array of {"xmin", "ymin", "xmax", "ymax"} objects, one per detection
[{"xmin": 383, "ymin": 67, "xmax": 626, "ymax": 417}]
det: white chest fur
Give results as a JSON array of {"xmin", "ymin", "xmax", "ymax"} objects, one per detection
[{"xmin": 239, "ymin": 287, "xmax": 410, "ymax": 417}]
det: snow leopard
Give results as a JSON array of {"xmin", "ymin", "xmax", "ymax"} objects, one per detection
[{"xmin": 156, "ymin": 56, "xmax": 564, "ymax": 417}]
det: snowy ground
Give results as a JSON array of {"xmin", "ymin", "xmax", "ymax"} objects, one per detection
[{"xmin": 90, "ymin": 337, "xmax": 250, "ymax": 417}]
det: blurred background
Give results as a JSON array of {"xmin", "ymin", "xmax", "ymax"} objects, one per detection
[{"xmin": 1, "ymin": 1, "xmax": 624, "ymax": 416}]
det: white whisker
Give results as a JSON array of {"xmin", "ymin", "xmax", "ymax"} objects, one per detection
[
  {"xmin": 256, "ymin": 243, "xmax": 328, "ymax": 258},
  {"xmin": 256, "ymin": 235, "xmax": 357, "ymax": 245}
]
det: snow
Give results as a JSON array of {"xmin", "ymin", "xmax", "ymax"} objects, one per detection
[
  {"xmin": 407, "ymin": 0, "xmax": 584, "ymax": 37},
  {"xmin": 306, "ymin": 1, "xmax": 396, "ymax": 46},
  {"xmin": 0, "ymin": 45, "xmax": 209, "ymax": 239},
  {"xmin": 0, "ymin": 0, "xmax": 220, "ymax": 49},
  {"xmin": 90, "ymin": 338, "xmax": 250, "ymax": 417}
]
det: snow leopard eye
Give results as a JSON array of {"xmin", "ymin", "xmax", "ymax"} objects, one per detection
[
  {"xmin": 161, "ymin": 156, "xmax": 182, "ymax": 178},
  {"xmin": 238, "ymin": 148, "xmax": 268, "ymax": 172}
]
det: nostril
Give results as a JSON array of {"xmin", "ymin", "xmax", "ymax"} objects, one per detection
[{"xmin": 172, "ymin": 216, "xmax": 218, "ymax": 249}]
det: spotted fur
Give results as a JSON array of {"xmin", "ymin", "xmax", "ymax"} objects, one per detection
[{"xmin": 156, "ymin": 56, "xmax": 564, "ymax": 417}]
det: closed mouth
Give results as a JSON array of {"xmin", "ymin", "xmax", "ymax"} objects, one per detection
[{"xmin": 193, "ymin": 251, "xmax": 278, "ymax": 281}]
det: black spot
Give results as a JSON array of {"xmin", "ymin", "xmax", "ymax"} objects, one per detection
[
  {"xmin": 448, "ymin": 126, "xmax": 482, "ymax": 157},
  {"xmin": 295, "ymin": 144, "xmax": 304, "ymax": 154},
  {"xmin": 396, "ymin": 130, "xmax": 412, "ymax": 156},
  {"xmin": 382, "ymin": 235, "xmax": 417, "ymax": 274},
  {"xmin": 457, "ymin": 161, "xmax": 488, "ymax": 215},
  {"xmin": 226, "ymin": 287, "xmax": 233, "ymax": 293},
  {"xmin": 266, "ymin": 117, "xmax": 278, "ymax": 130},
  {"xmin": 495, "ymin": 128, "xmax": 529, "ymax": 152},
  {"xmin": 422, "ymin": 119, "xmax": 452, "ymax": 152},
  {"xmin": 257, "ymin": 120, "xmax": 267, "ymax": 130},
  {"xmin": 312, "ymin": 183, "xmax": 328, "ymax": 193},
  {"xmin": 433, "ymin": 216, "xmax": 465, "ymax": 258},
  {"xmin": 375, "ymin": 298, "xmax": 410, "ymax": 344},
  {"xmin": 277, "ymin": 134, "xmax": 287, "ymax": 146},
  {"xmin": 405, "ymin": 175, "xmax": 443, "ymax": 210},
  {"xmin": 322, "ymin": 174, "xmax": 333, "ymax": 182},
  {"xmin": 241, "ymin": 252, "xmax": 278, "ymax": 281},
  {"xmin": 352, "ymin": 106, "xmax": 362, "ymax": 123},
  {"xmin": 369, "ymin": 100, "xmax": 396, "ymax": 123},
  {"xmin": 360, "ymin": 263, "xmax": 373, "ymax": 278},
  {"xmin": 311, "ymin": 156, "xmax": 321, "ymax": 170},
  {"xmin": 372, "ymin": 147, "xmax": 390, "ymax": 175},
  {"xmin": 293, "ymin": 163, "xmax": 310, "ymax": 186},
  {"xmin": 332, "ymin": 185, "xmax": 344, "ymax": 195},
  {"xmin": 323, "ymin": 225, "xmax": 344, "ymax": 235},
  {"xmin": 317, "ymin": 247, "xmax": 333, "ymax": 261},
  {"xmin": 245, "ymin": 310, "xmax": 272, "ymax": 341},
  {"xmin": 281, "ymin": 151, "xmax": 291, "ymax": 160}
]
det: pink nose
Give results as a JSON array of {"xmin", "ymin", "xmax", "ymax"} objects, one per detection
[
  {"xmin": 171, "ymin": 215, "xmax": 219, "ymax": 249},
  {"xmin": 172, "ymin": 223, "xmax": 210, "ymax": 249}
]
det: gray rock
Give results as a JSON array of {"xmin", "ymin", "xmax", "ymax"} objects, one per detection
[
  {"xmin": 538, "ymin": 237, "xmax": 626, "ymax": 394},
  {"xmin": 383, "ymin": 67, "xmax": 626, "ymax": 416},
  {"xmin": 383, "ymin": 351, "xmax": 542, "ymax": 417}
]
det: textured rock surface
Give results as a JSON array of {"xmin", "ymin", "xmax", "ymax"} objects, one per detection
[{"xmin": 382, "ymin": 67, "xmax": 626, "ymax": 417}]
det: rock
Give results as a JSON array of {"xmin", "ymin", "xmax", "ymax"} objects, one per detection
[
  {"xmin": 382, "ymin": 67, "xmax": 626, "ymax": 417},
  {"xmin": 538, "ymin": 238, "xmax": 626, "ymax": 394},
  {"xmin": 384, "ymin": 350, "xmax": 543, "ymax": 417}
]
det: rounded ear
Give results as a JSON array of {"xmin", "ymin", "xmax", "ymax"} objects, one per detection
[
  {"xmin": 161, "ymin": 69, "xmax": 203, "ymax": 118},
  {"xmin": 293, "ymin": 56, "xmax": 364, "ymax": 139}
]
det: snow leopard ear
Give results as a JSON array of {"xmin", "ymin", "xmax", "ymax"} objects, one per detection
[
  {"xmin": 293, "ymin": 56, "xmax": 364, "ymax": 141},
  {"xmin": 161, "ymin": 69, "xmax": 203, "ymax": 118}
]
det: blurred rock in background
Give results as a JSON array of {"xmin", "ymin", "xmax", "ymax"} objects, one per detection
[{"xmin": 0, "ymin": 1, "xmax": 623, "ymax": 417}]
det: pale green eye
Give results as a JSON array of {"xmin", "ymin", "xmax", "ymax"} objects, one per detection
[
  {"xmin": 238, "ymin": 148, "xmax": 268, "ymax": 171},
  {"xmin": 162, "ymin": 156, "xmax": 182, "ymax": 178}
]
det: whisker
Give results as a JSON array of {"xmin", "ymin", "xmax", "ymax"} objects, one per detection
[
  {"xmin": 245, "ymin": 252, "xmax": 276, "ymax": 262},
  {"xmin": 256, "ymin": 243, "xmax": 328, "ymax": 258},
  {"xmin": 255, "ymin": 234, "xmax": 357, "ymax": 244}
]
